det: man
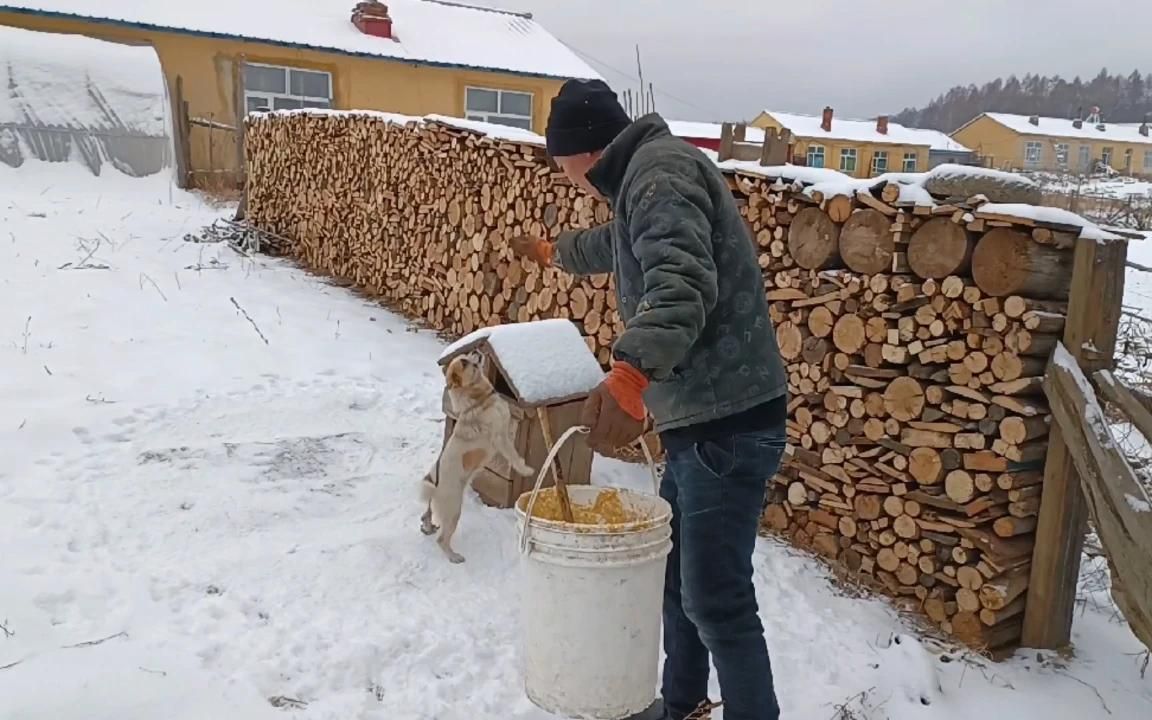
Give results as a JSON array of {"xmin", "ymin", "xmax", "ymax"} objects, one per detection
[{"xmin": 509, "ymin": 78, "xmax": 789, "ymax": 720}]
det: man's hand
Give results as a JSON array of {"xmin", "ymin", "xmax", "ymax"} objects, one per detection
[
  {"xmin": 509, "ymin": 235, "xmax": 554, "ymax": 266},
  {"xmin": 580, "ymin": 362, "xmax": 649, "ymax": 453}
]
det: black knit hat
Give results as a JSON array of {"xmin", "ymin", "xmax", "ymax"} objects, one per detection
[{"xmin": 545, "ymin": 79, "xmax": 632, "ymax": 157}]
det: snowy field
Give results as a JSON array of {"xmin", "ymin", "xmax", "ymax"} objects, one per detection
[
  {"xmin": 1, "ymin": 160, "xmax": 1150, "ymax": 720},
  {"xmin": 1034, "ymin": 172, "xmax": 1152, "ymax": 201}
]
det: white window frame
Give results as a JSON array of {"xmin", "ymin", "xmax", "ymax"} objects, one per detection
[
  {"xmin": 1055, "ymin": 143, "xmax": 1069, "ymax": 168},
  {"xmin": 840, "ymin": 148, "xmax": 857, "ymax": 173},
  {"xmin": 1102, "ymin": 147, "xmax": 1114, "ymax": 168},
  {"xmin": 871, "ymin": 151, "xmax": 888, "ymax": 175},
  {"xmin": 1144, "ymin": 150, "xmax": 1152, "ymax": 173},
  {"xmin": 465, "ymin": 86, "xmax": 534, "ymax": 130},
  {"xmin": 901, "ymin": 152, "xmax": 918, "ymax": 172},
  {"xmin": 243, "ymin": 63, "xmax": 332, "ymax": 114},
  {"xmin": 1023, "ymin": 141, "xmax": 1043, "ymax": 168},
  {"xmin": 806, "ymin": 144, "xmax": 826, "ymax": 168}
]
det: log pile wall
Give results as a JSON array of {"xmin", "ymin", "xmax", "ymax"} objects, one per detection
[{"xmin": 246, "ymin": 110, "xmax": 1089, "ymax": 654}]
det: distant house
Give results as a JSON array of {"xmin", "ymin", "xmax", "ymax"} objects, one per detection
[
  {"xmin": 0, "ymin": 0, "xmax": 598, "ymax": 187},
  {"xmin": 750, "ymin": 108, "xmax": 973, "ymax": 178},
  {"xmin": 665, "ymin": 120, "xmax": 766, "ymax": 152},
  {"xmin": 904, "ymin": 128, "xmax": 977, "ymax": 169},
  {"xmin": 952, "ymin": 111, "xmax": 1152, "ymax": 176}
]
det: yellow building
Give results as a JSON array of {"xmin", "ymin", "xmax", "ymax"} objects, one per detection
[
  {"xmin": 0, "ymin": 0, "xmax": 598, "ymax": 187},
  {"xmin": 751, "ymin": 108, "xmax": 970, "ymax": 179},
  {"xmin": 952, "ymin": 112, "xmax": 1152, "ymax": 176}
]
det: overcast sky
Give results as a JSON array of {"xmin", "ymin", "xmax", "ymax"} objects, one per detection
[{"xmin": 480, "ymin": 0, "xmax": 1152, "ymax": 123}]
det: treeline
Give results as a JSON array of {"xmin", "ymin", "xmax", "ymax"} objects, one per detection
[{"xmin": 893, "ymin": 69, "xmax": 1152, "ymax": 132}]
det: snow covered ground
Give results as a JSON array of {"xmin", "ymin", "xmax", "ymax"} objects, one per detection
[
  {"xmin": 1034, "ymin": 171, "xmax": 1152, "ymax": 201},
  {"xmin": 1, "ymin": 160, "xmax": 1150, "ymax": 720}
]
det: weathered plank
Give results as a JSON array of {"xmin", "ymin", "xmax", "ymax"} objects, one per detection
[
  {"xmin": 1043, "ymin": 345, "xmax": 1152, "ymax": 651},
  {"xmin": 1022, "ymin": 237, "xmax": 1127, "ymax": 650}
]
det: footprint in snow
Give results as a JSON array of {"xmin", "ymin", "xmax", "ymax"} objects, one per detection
[{"xmin": 884, "ymin": 633, "xmax": 942, "ymax": 706}]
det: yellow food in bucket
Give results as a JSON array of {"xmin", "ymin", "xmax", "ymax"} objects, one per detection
[{"xmin": 530, "ymin": 487, "xmax": 640, "ymax": 526}]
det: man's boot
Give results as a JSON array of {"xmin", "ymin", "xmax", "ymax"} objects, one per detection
[{"xmin": 625, "ymin": 699, "xmax": 668, "ymax": 720}]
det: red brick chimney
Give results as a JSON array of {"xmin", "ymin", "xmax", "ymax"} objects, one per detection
[
  {"xmin": 876, "ymin": 115, "xmax": 889, "ymax": 135},
  {"xmin": 352, "ymin": 1, "xmax": 393, "ymax": 39},
  {"xmin": 821, "ymin": 106, "xmax": 833, "ymax": 133}
]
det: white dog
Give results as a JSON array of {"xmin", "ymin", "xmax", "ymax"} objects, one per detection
[{"xmin": 420, "ymin": 352, "xmax": 533, "ymax": 563}]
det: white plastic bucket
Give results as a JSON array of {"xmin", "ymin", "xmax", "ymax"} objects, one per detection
[{"xmin": 515, "ymin": 484, "xmax": 673, "ymax": 719}]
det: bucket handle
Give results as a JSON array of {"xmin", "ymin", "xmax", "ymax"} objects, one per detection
[{"xmin": 519, "ymin": 425, "xmax": 660, "ymax": 555}]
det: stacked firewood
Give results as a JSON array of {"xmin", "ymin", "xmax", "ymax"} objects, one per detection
[
  {"xmin": 245, "ymin": 111, "xmax": 1092, "ymax": 653},
  {"xmin": 245, "ymin": 112, "xmax": 621, "ymax": 363},
  {"xmin": 742, "ymin": 173, "xmax": 1083, "ymax": 654}
]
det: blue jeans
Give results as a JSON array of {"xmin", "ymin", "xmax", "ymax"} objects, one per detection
[{"xmin": 659, "ymin": 427, "xmax": 786, "ymax": 720}]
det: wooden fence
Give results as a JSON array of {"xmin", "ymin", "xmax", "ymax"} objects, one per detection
[{"xmin": 1042, "ymin": 342, "xmax": 1152, "ymax": 651}]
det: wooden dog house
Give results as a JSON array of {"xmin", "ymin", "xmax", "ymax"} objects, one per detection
[{"xmin": 437, "ymin": 318, "xmax": 604, "ymax": 508}]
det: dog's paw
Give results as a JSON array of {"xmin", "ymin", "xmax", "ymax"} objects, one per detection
[
  {"xmin": 420, "ymin": 520, "xmax": 439, "ymax": 536},
  {"xmin": 446, "ymin": 551, "xmax": 466, "ymax": 564}
]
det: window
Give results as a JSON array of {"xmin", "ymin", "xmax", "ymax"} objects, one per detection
[
  {"xmin": 871, "ymin": 151, "xmax": 888, "ymax": 175},
  {"xmin": 1055, "ymin": 143, "xmax": 1069, "ymax": 168},
  {"xmin": 1078, "ymin": 145, "xmax": 1091, "ymax": 171},
  {"xmin": 840, "ymin": 148, "xmax": 857, "ymax": 173},
  {"xmin": 806, "ymin": 145, "xmax": 826, "ymax": 168},
  {"xmin": 1102, "ymin": 147, "xmax": 1114, "ymax": 168},
  {"xmin": 1024, "ymin": 141, "xmax": 1043, "ymax": 168},
  {"xmin": 1144, "ymin": 150, "xmax": 1152, "ymax": 173},
  {"xmin": 243, "ymin": 63, "xmax": 332, "ymax": 113},
  {"xmin": 902, "ymin": 152, "xmax": 918, "ymax": 172},
  {"xmin": 465, "ymin": 87, "xmax": 533, "ymax": 129}
]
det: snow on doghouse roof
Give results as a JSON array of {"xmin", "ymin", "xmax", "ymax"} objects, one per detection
[
  {"xmin": 0, "ymin": 0, "xmax": 599, "ymax": 80},
  {"xmin": 439, "ymin": 319, "xmax": 604, "ymax": 405}
]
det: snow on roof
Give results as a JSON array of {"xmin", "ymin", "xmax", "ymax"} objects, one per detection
[
  {"xmin": 0, "ymin": 0, "xmax": 600, "ymax": 80},
  {"xmin": 665, "ymin": 120, "xmax": 767, "ymax": 144},
  {"xmin": 974, "ymin": 112, "xmax": 1152, "ymax": 147},
  {"xmin": 439, "ymin": 318, "xmax": 604, "ymax": 405},
  {"xmin": 903, "ymin": 128, "xmax": 972, "ymax": 153},
  {"xmin": 763, "ymin": 110, "xmax": 957, "ymax": 149},
  {"xmin": 0, "ymin": 25, "xmax": 167, "ymax": 134}
]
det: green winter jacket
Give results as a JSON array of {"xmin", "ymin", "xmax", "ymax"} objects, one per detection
[{"xmin": 555, "ymin": 113, "xmax": 787, "ymax": 432}]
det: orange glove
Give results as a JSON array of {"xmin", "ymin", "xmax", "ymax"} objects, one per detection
[
  {"xmin": 509, "ymin": 235, "xmax": 553, "ymax": 266},
  {"xmin": 602, "ymin": 362, "xmax": 648, "ymax": 421},
  {"xmin": 581, "ymin": 362, "xmax": 649, "ymax": 452}
]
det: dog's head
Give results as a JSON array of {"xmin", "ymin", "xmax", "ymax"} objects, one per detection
[{"xmin": 444, "ymin": 352, "xmax": 488, "ymax": 391}]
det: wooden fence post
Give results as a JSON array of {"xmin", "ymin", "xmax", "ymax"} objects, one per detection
[
  {"xmin": 232, "ymin": 55, "xmax": 248, "ymax": 189},
  {"xmin": 718, "ymin": 122, "xmax": 735, "ymax": 163},
  {"xmin": 1020, "ymin": 236, "xmax": 1128, "ymax": 649},
  {"xmin": 760, "ymin": 128, "xmax": 791, "ymax": 167},
  {"xmin": 170, "ymin": 75, "xmax": 191, "ymax": 189}
]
